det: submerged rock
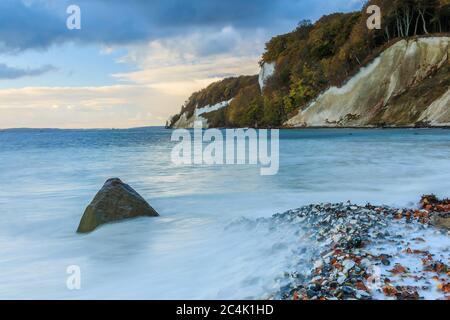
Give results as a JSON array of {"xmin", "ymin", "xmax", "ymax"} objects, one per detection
[
  {"xmin": 420, "ymin": 195, "xmax": 450, "ymax": 230},
  {"xmin": 431, "ymin": 215, "xmax": 450, "ymax": 230},
  {"xmin": 77, "ymin": 178, "xmax": 159, "ymax": 233}
]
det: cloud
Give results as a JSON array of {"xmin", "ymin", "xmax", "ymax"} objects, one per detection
[
  {"xmin": 0, "ymin": 0, "xmax": 66, "ymax": 52},
  {"xmin": 0, "ymin": 26, "xmax": 264, "ymax": 128},
  {"xmin": 0, "ymin": 63, "xmax": 56, "ymax": 79},
  {"xmin": 113, "ymin": 27, "xmax": 265, "ymax": 89},
  {"xmin": 0, "ymin": 85, "xmax": 184, "ymax": 128},
  {"xmin": 0, "ymin": 0, "xmax": 366, "ymax": 53},
  {"xmin": 112, "ymin": 26, "xmax": 264, "ymax": 95},
  {"xmin": 0, "ymin": 0, "xmax": 367, "ymax": 128},
  {"xmin": 114, "ymin": 54, "xmax": 260, "ymax": 96}
]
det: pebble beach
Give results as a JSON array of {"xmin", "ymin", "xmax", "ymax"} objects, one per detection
[{"xmin": 271, "ymin": 196, "xmax": 450, "ymax": 300}]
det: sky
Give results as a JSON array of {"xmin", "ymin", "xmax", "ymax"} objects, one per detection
[{"xmin": 0, "ymin": 0, "xmax": 365, "ymax": 129}]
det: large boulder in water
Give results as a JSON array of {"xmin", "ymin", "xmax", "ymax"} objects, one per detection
[{"xmin": 77, "ymin": 178, "xmax": 159, "ymax": 233}]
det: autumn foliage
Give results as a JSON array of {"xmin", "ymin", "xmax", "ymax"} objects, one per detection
[{"xmin": 169, "ymin": 0, "xmax": 450, "ymax": 128}]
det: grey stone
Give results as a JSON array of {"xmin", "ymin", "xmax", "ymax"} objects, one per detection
[{"xmin": 77, "ymin": 178, "xmax": 159, "ymax": 233}]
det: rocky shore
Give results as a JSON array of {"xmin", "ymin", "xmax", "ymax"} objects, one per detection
[{"xmin": 272, "ymin": 196, "xmax": 449, "ymax": 300}]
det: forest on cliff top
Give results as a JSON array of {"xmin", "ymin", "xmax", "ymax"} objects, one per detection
[{"xmin": 169, "ymin": 0, "xmax": 450, "ymax": 128}]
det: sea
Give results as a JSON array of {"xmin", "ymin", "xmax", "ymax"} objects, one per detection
[{"xmin": 1, "ymin": 127, "xmax": 450, "ymax": 299}]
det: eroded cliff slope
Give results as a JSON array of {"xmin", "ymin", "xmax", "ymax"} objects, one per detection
[{"xmin": 286, "ymin": 37, "xmax": 450, "ymax": 127}]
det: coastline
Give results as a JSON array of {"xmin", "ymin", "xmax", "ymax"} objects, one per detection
[
  {"xmin": 2, "ymin": 125, "xmax": 450, "ymax": 132},
  {"xmin": 167, "ymin": 125, "xmax": 450, "ymax": 130},
  {"xmin": 2, "ymin": 127, "xmax": 450, "ymax": 299}
]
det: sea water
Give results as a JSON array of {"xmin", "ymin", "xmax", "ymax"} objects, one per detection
[{"xmin": 1, "ymin": 127, "xmax": 450, "ymax": 299}]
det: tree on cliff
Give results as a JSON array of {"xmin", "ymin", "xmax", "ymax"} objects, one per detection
[
  {"xmin": 370, "ymin": 0, "xmax": 450, "ymax": 40},
  {"xmin": 170, "ymin": 1, "xmax": 450, "ymax": 129}
]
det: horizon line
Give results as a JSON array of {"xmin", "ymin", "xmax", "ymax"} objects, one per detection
[{"xmin": 0, "ymin": 125, "xmax": 167, "ymax": 131}]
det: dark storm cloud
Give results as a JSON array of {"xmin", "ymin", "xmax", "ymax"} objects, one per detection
[
  {"xmin": 0, "ymin": 0, "xmax": 364, "ymax": 52},
  {"xmin": 0, "ymin": 63, "xmax": 56, "ymax": 79}
]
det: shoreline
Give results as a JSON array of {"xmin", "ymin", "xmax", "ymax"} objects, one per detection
[
  {"xmin": 167, "ymin": 126, "xmax": 450, "ymax": 130},
  {"xmin": 271, "ymin": 197, "xmax": 449, "ymax": 300},
  {"xmin": 2, "ymin": 126, "xmax": 450, "ymax": 132}
]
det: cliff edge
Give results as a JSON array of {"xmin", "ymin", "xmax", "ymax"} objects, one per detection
[{"xmin": 168, "ymin": 1, "xmax": 450, "ymax": 129}]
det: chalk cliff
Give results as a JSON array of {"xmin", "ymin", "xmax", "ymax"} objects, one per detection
[
  {"xmin": 286, "ymin": 37, "xmax": 450, "ymax": 128},
  {"xmin": 168, "ymin": 0, "xmax": 450, "ymax": 129}
]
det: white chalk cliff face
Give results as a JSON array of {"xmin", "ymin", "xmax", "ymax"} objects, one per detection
[
  {"xmin": 170, "ymin": 61, "xmax": 276, "ymax": 129},
  {"xmin": 418, "ymin": 89, "xmax": 450, "ymax": 126},
  {"xmin": 286, "ymin": 37, "xmax": 450, "ymax": 127},
  {"xmin": 258, "ymin": 62, "xmax": 275, "ymax": 92},
  {"xmin": 171, "ymin": 99, "xmax": 233, "ymax": 129},
  {"xmin": 195, "ymin": 99, "xmax": 233, "ymax": 117}
]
